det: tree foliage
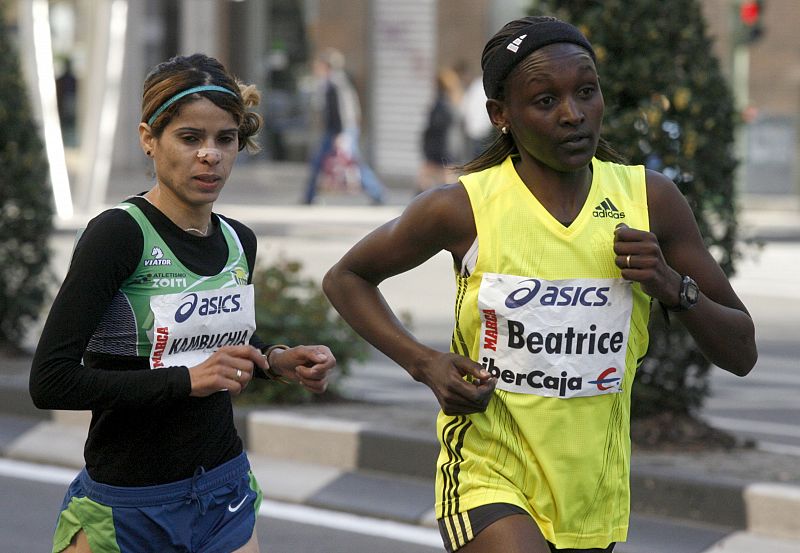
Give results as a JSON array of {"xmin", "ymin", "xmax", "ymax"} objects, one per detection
[
  {"xmin": 0, "ymin": 8, "xmax": 54, "ymax": 350},
  {"xmin": 533, "ymin": 0, "xmax": 741, "ymax": 416}
]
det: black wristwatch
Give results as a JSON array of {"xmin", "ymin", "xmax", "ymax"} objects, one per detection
[{"xmin": 666, "ymin": 275, "xmax": 699, "ymax": 312}]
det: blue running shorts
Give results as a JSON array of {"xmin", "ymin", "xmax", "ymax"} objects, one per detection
[{"xmin": 52, "ymin": 452, "xmax": 262, "ymax": 553}]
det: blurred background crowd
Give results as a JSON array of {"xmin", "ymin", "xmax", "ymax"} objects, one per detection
[{"xmin": 3, "ymin": 0, "xmax": 799, "ymax": 220}]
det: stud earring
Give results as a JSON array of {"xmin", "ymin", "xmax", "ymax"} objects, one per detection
[
  {"xmin": 501, "ymin": 126, "xmax": 509, "ymax": 135},
  {"xmin": 146, "ymin": 151, "xmax": 152, "ymax": 157}
]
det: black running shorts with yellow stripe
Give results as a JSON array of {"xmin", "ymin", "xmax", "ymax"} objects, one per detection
[{"xmin": 438, "ymin": 503, "xmax": 615, "ymax": 552}]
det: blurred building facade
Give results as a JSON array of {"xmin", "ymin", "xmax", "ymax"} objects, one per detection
[
  {"xmin": 702, "ymin": 0, "xmax": 800, "ymax": 197},
  {"xmin": 7, "ymin": 0, "xmax": 800, "ymax": 214}
]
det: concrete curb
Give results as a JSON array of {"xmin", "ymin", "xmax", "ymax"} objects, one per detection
[
  {"xmin": 246, "ymin": 411, "xmax": 440, "ymax": 479},
  {"xmin": 3, "ymin": 407, "xmax": 800, "ymax": 540},
  {"xmin": 242, "ymin": 411, "xmax": 800, "ymax": 538},
  {"xmin": 744, "ymin": 483, "xmax": 800, "ymax": 540},
  {"xmin": 630, "ymin": 463, "xmax": 749, "ymax": 528}
]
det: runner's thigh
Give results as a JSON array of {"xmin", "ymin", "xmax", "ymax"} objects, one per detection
[
  {"xmin": 460, "ymin": 514, "xmax": 550, "ymax": 553},
  {"xmin": 230, "ymin": 528, "xmax": 259, "ymax": 553},
  {"xmin": 58, "ymin": 529, "xmax": 92, "ymax": 553}
]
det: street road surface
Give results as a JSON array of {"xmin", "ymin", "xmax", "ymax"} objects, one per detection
[
  {"xmin": 0, "ymin": 459, "xmax": 442, "ymax": 553},
  {"xmin": 0, "ymin": 459, "xmax": 739, "ymax": 553}
]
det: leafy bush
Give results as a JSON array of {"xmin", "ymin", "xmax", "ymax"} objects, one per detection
[
  {"xmin": 0, "ymin": 11, "xmax": 54, "ymax": 352},
  {"xmin": 533, "ymin": 0, "xmax": 742, "ymax": 417},
  {"xmin": 239, "ymin": 257, "xmax": 370, "ymax": 404}
]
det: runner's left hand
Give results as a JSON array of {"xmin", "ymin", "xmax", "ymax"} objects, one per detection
[
  {"xmin": 269, "ymin": 345, "xmax": 336, "ymax": 394},
  {"xmin": 613, "ymin": 223, "xmax": 681, "ymax": 305}
]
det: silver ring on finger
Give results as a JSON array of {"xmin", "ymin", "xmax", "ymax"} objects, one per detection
[
  {"xmin": 236, "ymin": 368, "xmax": 242, "ymax": 381},
  {"xmin": 625, "ymin": 254, "xmax": 632, "ymax": 268}
]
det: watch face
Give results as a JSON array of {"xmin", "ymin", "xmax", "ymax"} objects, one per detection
[{"xmin": 683, "ymin": 277, "xmax": 699, "ymax": 305}]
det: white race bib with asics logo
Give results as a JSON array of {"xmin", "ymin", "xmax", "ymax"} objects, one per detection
[
  {"xmin": 148, "ymin": 285, "xmax": 255, "ymax": 369},
  {"xmin": 477, "ymin": 274, "xmax": 632, "ymax": 398}
]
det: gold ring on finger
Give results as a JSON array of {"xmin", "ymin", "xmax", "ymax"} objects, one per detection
[
  {"xmin": 626, "ymin": 254, "xmax": 632, "ymax": 268},
  {"xmin": 236, "ymin": 368, "xmax": 242, "ymax": 381}
]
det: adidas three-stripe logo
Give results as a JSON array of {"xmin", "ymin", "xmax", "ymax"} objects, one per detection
[
  {"xmin": 506, "ymin": 34, "xmax": 528, "ymax": 53},
  {"xmin": 592, "ymin": 197, "xmax": 625, "ymax": 219}
]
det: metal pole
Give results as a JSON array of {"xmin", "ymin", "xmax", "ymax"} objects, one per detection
[
  {"xmin": 77, "ymin": 0, "xmax": 128, "ymax": 214},
  {"xmin": 731, "ymin": 0, "xmax": 750, "ymax": 195},
  {"xmin": 17, "ymin": 0, "xmax": 74, "ymax": 220}
]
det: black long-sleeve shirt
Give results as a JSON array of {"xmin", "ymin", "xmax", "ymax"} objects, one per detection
[{"xmin": 30, "ymin": 195, "xmax": 267, "ymax": 486}]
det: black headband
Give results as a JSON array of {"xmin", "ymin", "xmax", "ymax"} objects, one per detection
[{"xmin": 482, "ymin": 20, "xmax": 596, "ymax": 99}]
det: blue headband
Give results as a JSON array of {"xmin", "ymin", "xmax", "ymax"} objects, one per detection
[
  {"xmin": 146, "ymin": 85, "xmax": 238, "ymax": 126},
  {"xmin": 482, "ymin": 20, "xmax": 596, "ymax": 99}
]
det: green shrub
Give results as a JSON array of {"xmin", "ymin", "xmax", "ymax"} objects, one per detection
[
  {"xmin": 0, "ymin": 10, "xmax": 54, "ymax": 352},
  {"xmin": 533, "ymin": 0, "xmax": 742, "ymax": 417},
  {"xmin": 239, "ymin": 256, "xmax": 370, "ymax": 404}
]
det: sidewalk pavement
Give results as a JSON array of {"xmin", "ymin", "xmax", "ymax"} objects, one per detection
[
  {"xmin": 3, "ymin": 161, "xmax": 800, "ymax": 551},
  {"xmin": 61, "ymin": 159, "xmax": 800, "ymax": 243}
]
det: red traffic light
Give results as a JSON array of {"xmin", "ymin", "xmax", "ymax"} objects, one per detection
[{"xmin": 740, "ymin": 1, "xmax": 761, "ymax": 26}]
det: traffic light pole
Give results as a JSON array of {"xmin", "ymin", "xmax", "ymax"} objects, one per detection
[{"xmin": 732, "ymin": 41, "xmax": 749, "ymax": 194}]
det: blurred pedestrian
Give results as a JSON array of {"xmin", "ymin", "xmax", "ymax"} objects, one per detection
[
  {"xmin": 460, "ymin": 69, "xmax": 494, "ymax": 159},
  {"xmin": 323, "ymin": 15, "xmax": 757, "ymax": 553},
  {"xmin": 416, "ymin": 67, "xmax": 464, "ymax": 194},
  {"xmin": 56, "ymin": 57, "xmax": 78, "ymax": 146},
  {"xmin": 30, "ymin": 53, "xmax": 336, "ymax": 553},
  {"xmin": 302, "ymin": 47, "xmax": 384, "ymax": 205}
]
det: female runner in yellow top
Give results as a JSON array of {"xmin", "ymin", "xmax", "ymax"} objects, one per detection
[{"xmin": 323, "ymin": 15, "xmax": 756, "ymax": 553}]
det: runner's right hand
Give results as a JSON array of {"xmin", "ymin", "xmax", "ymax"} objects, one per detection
[
  {"xmin": 188, "ymin": 345, "xmax": 266, "ymax": 397},
  {"xmin": 414, "ymin": 352, "xmax": 497, "ymax": 415}
]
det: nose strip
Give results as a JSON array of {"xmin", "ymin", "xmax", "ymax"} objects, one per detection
[{"xmin": 197, "ymin": 148, "xmax": 222, "ymax": 160}]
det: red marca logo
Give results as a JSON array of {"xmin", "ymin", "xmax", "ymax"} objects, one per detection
[
  {"xmin": 483, "ymin": 309, "xmax": 498, "ymax": 351},
  {"xmin": 151, "ymin": 326, "xmax": 169, "ymax": 368}
]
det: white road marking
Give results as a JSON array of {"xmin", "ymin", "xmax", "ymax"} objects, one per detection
[
  {"xmin": 259, "ymin": 499, "xmax": 442, "ymax": 547},
  {"xmin": 0, "ymin": 458, "xmax": 78, "ymax": 484},
  {"xmin": 0, "ymin": 458, "xmax": 442, "ymax": 547},
  {"xmin": 756, "ymin": 441, "xmax": 800, "ymax": 457},
  {"xmin": 707, "ymin": 416, "xmax": 800, "ymax": 439}
]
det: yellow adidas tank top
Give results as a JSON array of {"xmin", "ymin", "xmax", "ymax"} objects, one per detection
[{"xmin": 436, "ymin": 156, "xmax": 650, "ymax": 549}]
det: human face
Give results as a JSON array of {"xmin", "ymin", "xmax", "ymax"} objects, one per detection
[
  {"xmin": 140, "ymin": 97, "xmax": 239, "ymax": 209},
  {"xmin": 492, "ymin": 42, "xmax": 603, "ymax": 174}
]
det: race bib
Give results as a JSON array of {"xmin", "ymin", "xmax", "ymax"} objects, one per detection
[
  {"xmin": 148, "ymin": 285, "xmax": 256, "ymax": 369},
  {"xmin": 478, "ymin": 274, "xmax": 633, "ymax": 398}
]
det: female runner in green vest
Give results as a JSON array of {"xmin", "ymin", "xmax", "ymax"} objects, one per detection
[{"xmin": 31, "ymin": 54, "xmax": 336, "ymax": 553}]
